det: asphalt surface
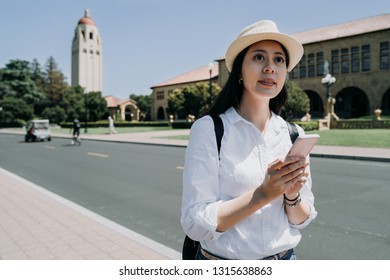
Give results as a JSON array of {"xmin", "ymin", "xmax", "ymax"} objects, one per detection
[{"xmin": 0, "ymin": 128, "xmax": 389, "ymax": 260}]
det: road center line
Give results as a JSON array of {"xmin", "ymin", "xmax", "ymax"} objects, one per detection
[
  {"xmin": 87, "ymin": 152, "xmax": 109, "ymax": 158},
  {"xmin": 44, "ymin": 145, "xmax": 56, "ymax": 150}
]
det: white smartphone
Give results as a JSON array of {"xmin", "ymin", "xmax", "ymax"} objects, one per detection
[{"xmin": 286, "ymin": 134, "xmax": 320, "ymax": 158}]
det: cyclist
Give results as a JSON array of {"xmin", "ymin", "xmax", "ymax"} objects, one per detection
[{"xmin": 71, "ymin": 118, "xmax": 81, "ymax": 145}]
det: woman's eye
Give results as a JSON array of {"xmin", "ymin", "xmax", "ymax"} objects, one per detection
[
  {"xmin": 254, "ymin": 54, "xmax": 264, "ymax": 61},
  {"xmin": 275, "ymin": 56, "xmax": 285, "ymax": 63}
]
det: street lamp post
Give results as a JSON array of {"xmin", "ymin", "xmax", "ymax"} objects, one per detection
[
  {"xmin": 208, "ymin": 63, "xmax": 213, "ymax": 105},
  {"xmin": 84, "ymin": 89, "xmax": 88, "ymax": 133},
  {"xmin": 321, "ymin": 73, "xmax": 336, "ymax": 116},
  {"xmin": 0, "ymin": 107, "xmax": 2, "ymax": 128},
  {"xmin": 321, "ymin": 73, "xmax": 338, "ymax": 128}
]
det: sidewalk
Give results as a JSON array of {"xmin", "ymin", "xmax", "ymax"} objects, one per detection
[
  {"xmin": 0, "ymin": 167, "xmax": 180, "ymax": 260},
  {"xmin": 0, "ymin": 129, "xmax": 389, "ymax": 260}
]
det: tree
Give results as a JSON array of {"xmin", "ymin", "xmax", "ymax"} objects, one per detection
[
  {"xmin": 0, "ymin": 59, "xmax": 46, "ymax": 116},
  {"xmin": 41, "ymin": 106, "xmax": 67, "ymax": 124},
  {"xmin": 43, "ymin": 56, "xmax": 67, "ymax": 105},
  {"xmin": 60, "ymin": 86, "xmax": 86, "ymax": 122},
  {"xmin": 130, "ymin": 93, "xmax": 152, "ymax": 121},
  {"xmin": 0, "ymin": 57, "xmax": 109, "ymax": 125},
  {"xmin": 167, "ymin": 82, "xmax": 221, "ymax": 119},
  {"xmin": 31, "ymin": 59, "xmax": 46, "ymax": 92},
  {"xmin": 86, "ymin": 91, "xmax": 108, "ymax": 122},
  {"xmin": 0, "ymin": 96, "xmax": 33, "ymax": 122},
  {"xmin": 167, "ymin": 89, "xmax": 186, "ymax": 119},
  {"xmin": 283, "ymin": 80, "xmax": 310, "ymax": 120}
]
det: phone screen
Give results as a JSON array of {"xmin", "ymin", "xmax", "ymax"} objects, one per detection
[{"xmin": 287, "ymin": 134, "xmax": 320, "ymax": 157}]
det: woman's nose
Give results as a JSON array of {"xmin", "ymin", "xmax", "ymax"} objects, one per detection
[{"xmin": 263, "ymin": 65, "xmax": 275, "ymax": 73}]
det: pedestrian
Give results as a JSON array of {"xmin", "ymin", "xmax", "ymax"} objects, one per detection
[
  {"xmin": 181, "ymin": 20, "xmax": 317, "ymax": 260},
  {"xmin": 108, "ymin": 116, "xmax": 117, "ymax": 134}
]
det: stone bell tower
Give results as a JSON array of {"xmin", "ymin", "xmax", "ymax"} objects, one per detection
[{"xmin": 71, "ymin": 9, "xmax": 103, "ymax": 93}]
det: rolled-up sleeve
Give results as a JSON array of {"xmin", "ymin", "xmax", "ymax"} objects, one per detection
[
  {"xmin": 181, "ymin": 116, "xmax": 225, "ymax": 241},
  {"xmin": 289, "ymin": 125, "xmax": 318, "ymax": 229},
  {"xmin": 289, "ymin": 173, "xmax": 318, "ymax": 229}
]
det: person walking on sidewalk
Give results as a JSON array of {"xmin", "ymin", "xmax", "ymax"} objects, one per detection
[
  {"xmin": 181, "ymin": 20, "xmax": 317, "ymax": 260},
  {"xmin": 108, "ymin": 116, "xmax": 117, "ymax": 134}
]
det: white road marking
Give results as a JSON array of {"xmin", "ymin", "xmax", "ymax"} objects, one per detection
[
  {"xmin": 44, "ymin": 145, "xmax": 56, "ymax": 150},
  {"xmin": 87, "ymin": 152, "xmax": 109, "ymax": 158}
]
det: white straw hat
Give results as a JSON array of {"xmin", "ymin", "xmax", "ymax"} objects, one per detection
[{"xmin": 225, "ymin": 20, "xmax": 303, "ymax": 72}]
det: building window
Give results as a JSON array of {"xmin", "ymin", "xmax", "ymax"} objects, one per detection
[
  {"xmin": 89, "ymin": 32, "xmax": 93, "ymax": 40},
  {"xmin": 290, "ymin": 67, "xmax": 299, "ymax": 79},
  {"xmin": 362, "ymin": 45, "xmax": 370, "ymax": 72},
  {"xmin": 308, "ymin": 53, "xmax": 315, "ymax": 77},
  {"xmin": 351, "ymin": 47, "xmax": 359, "ymax": 73},
  {"xmin": 341, "ymin": 48, "xmax": 349, "ymax": 74},
  {"xmin": 380, "ymin": 42, "xmax": 389, "ymax": 70},
  {"xmin": 299, "ymin": 55, "xmax": 306, "ymax": 78},
  {"xmin": 156, "ymin": 91, "xmax": 164, "ymax": 100},
  {"xmin": 83, "ymin": 48, "xmax": 87, "ymax": 53},
  {"xmin": 331, "ymin": 50, "xmax": 339, "ymax": 74},
  {"xmin": 316, "ymin": 52, "xmax": 324, "ymax": 76}
]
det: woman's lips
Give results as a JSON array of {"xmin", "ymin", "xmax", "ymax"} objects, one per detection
[{"xmin": 259, "ymin": 78, "xmax": 276, "ymax": 86}]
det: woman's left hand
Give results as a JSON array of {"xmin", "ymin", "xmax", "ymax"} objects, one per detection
[{"xmin": 284, "ymin": 158, "xmax": 309, "ymax": 199}]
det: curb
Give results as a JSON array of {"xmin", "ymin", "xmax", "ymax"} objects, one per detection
[{"xmin": 310, "ymin": 153, "xmax": 390, "ymax": 163}]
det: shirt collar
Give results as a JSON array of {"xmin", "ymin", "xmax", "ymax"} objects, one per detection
[
  {"xmin": 223, "ymin": 107, "xmax": 284, "ymax": 137},
  {"xmin": 224, "ymin": 107, "xmax": 242, "ymax": 124}
]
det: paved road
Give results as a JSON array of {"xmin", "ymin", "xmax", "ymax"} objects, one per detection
[
  {"xmin": 297, "ymin": 158, "xmax": 390, "ymax": 259},
  {"xmin": 0, "ymin": 134, "xmax": 185, "ymax": 251},
  {"xmin": 1, "ymin": 132, "xmax": 390, "ymax": 259}
]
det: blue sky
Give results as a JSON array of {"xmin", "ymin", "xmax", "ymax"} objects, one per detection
[{"xmin": 1, "ymin": 0, "xmax": 389, "ymax": 99}]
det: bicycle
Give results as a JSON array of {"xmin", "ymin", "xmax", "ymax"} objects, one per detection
[{"xmin": 71, "ymin": 132, "xmax": 81, "ymax": 146}]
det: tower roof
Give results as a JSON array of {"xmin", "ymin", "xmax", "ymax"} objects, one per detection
[{"xmin": 78, "ymin": 9, "xmax": 96, "ymax": 26}]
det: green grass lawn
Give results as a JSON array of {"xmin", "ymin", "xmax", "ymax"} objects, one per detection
[
  {"xmin": 306, "ymin": 129, "xmax": 390, "ymax": 148},
  {"xmin": 50, "ymin": 126, "xmax": 173, "ymax": 135},
  {"xmin": 26, "ymin": 126, "xmax": 390, "ymax": 148},
  {"xmin": 163, "ymin": 128, "xmax": 390, "ymax": 148}
]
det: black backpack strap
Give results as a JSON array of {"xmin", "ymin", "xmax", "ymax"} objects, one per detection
[
  {"xmin": 182, "ymin": 115, "xmax": 224, "ymax": 260},
  {"xmin": 211, "ymin": 115, "xmax": 224, "ymax": 157},
  {"xmin": 286, "ymin": 121, "xmax": 299, "ymax": 144}
]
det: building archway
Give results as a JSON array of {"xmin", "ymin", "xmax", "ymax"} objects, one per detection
[
  {"xmin": 305, "ymin": 90, "xmax": 324, "ymax": 118},
  {"xmin": 335, "ymin": 87, "xmax": 369, "ymax": 118},
  {"xmin": 381, "ymin": 88, "xmax": 390, "ymax": 116},
  {"xmin": 125, "ymin": 106, "xmax": 133, "ymax": 121},
  {"xmin": 157, "ymin": 107, "xmax": 165, "ymax": 120}
]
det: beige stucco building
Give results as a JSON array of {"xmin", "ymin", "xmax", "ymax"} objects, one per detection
[
  {"xmin": 151, "ymin": 64, "xmax": 218, "ymax": 120},
  {"xmin": 151, "ymin": 14, "xmax": 390, "ymax": 121},
  {"xmin": 104, "ymin": 96, "xmax": 140, "ymax": 121},
  {"xmin": 290, "ymin": 14, "xmax": 390, "ymax": 119},
  {"xmin": 71, "ymin": 9, "xmax": 103, "ymax": 93}
]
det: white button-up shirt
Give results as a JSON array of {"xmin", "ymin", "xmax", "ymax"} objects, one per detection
[{"xmin": 181, "ymin": 107, "xmax": 317, "ymax": 259}]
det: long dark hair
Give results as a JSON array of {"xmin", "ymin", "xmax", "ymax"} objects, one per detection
[{"xmin": 205, "ymin": 43, "xmax": 289, "ymax": 117}]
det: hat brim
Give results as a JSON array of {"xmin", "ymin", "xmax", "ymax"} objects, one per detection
[{"xmin": 225, "ymin": 32, "xmax": 303, "ymax": 72}]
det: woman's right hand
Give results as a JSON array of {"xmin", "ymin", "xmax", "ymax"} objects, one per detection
[
  {"xmin": 217, "ymin": 157, "xmax": 308, "ymax": 232},
  {"xmin": 259, "ymin": 157, "xmax": 308, "ymax": 202}
]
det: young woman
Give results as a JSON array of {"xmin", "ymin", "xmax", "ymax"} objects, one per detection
[{"xmin": 181, "ymin": 20, "xmax": 317, "ymax": 260}]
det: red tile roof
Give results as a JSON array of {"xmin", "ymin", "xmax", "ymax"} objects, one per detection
[
  {"xmin": 150, "ymin": 14, "xmax": 389, "ymax": 89},
  {"xmin": 291, "ymin": 14, "xmax": 390, "ymax": 44},
  {"xmin": 104, "ymin": 95, "xmax": 124, "ymax": 107},
  {"xmin": 216, "ymin": 14, "xmax": 390, "ymax": 62},
  {"xmin": 151, "ymin": 63, "xmax": 219, "ymax": 88}
]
